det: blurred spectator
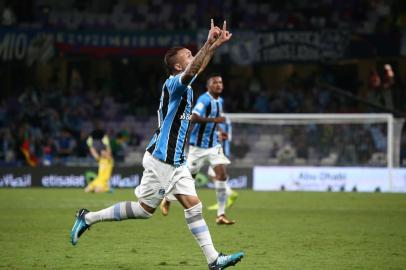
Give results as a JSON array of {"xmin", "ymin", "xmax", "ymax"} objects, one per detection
[
  {"xmin": 42, "ymin": 136, "xmax": 57, "ymax": 166},
  {"xmin": 232, "ymin": 138, "xmax": 250, "ymax": 159},
  {"xmin": 0, "ymin": 128, "xmax": 16, "ymax": 164},
  {"xmin": 277, "ymin": 144, "xmax": 297, "ymax": 164},
  {"xmin": 269, "ymin": 142, "xmax": 280, "ymax": 159},
  {"xmin": 367, "ymin": 68, "xmax": 382, "ymax": 108},
  {"xmin": 369, "ymin": 69, "xmax": 381, "ymax": 90},
  {"xmin": 2, "ymin": 5, "xmax": 16, "ymax": 26},
  {"xmin": 55, "ymin": 129, "xmax": 76, "ymax": 159},
  {"xmin": 111, "ymin": 130, "xmax": 129, "ymax": 162},
  {"xmin": 253, "ymin": 91, "xmax": 269, "ymax": 113},
  {"xmin": 382, "ymin": 64, "xmax": 395, "ymax": 109},
  {"xmin": 76, "ymin": 130, "xmax": 90, "ymax": 158}
]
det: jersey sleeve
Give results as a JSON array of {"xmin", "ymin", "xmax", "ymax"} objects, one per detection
[
  {"xmin": 192, "ymin": 95, "xmax": 209, "ymax": 116},
  {"xmin": 219, "ymin": 97, "xmax": 225, "ymax": 115},
  {"xmin": 166, "ymin": 73, "xmax": 198, "ymax": 96},
  {"xmin": 166, "ymin": 73, "xmax": 187, "ymax": 96}
]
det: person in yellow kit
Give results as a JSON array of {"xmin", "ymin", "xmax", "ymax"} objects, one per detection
[{"xmin": 84, "ymin": 135, "xmax": 114, "ymax": 193}]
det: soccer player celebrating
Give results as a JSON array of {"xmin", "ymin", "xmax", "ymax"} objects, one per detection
[
  {"xmin": 84, "ymin": 135, "xmax": 114, "ymax": 193},
  {"xmin": 70, "ymin": 20, "xmax": 244, "ymax": 270},
  {"xmin": 161, "ymin": 74, "xmax": 238, "ymax": 225}
]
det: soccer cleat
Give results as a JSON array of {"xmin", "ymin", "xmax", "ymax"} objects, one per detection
[
  {"xmin": 207, "ymin": 191, "xmax": 238, "ymax": 211},
  {"xmin": 70, "ymin": 208, "xmax": 90, "ymax": 246},
  {"xmin": 208, "ymin": 252, "xmax": 244, "ymax": 269},
  {"xmin": 207, "ymin": 203, "xmax": 219, "ymax": 211},
  {"xmin": 160, "ymin": 198, "xmax": 171, "ymax": 216},
  {"xmin": 227, "ymin": 191, "xmax": 238, "ymax": 208},
  {"xmin": 216, "ymin": 214, "xmax": 235, "ymax": 225},
  {"xmin": 207, "ymin": 203, "xmax": 218, "ymax": 211}
]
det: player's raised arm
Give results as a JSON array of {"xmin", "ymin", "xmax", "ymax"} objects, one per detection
[
  {"xmin": 210, "ymin": 20, "xmax": 233, "ymax": 50},
  {"xmin": 197, "ymin": 20, "xmax": 233, "ymax": 75},
  {"xmin": 86, "ymin": 136, "xmax": 100, "ymax": 161},
  {"xmin": 181, "ymin": 19, "xmax": 231, "ymax": 85},
  {"xmin": 101, "ymin": 135, "xmax": 113, "ymax": 158}
]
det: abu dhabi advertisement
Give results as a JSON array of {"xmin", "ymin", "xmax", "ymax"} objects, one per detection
[{"xmin": 253, "ymin": 166, "xmax": 406, "ymax": 193}]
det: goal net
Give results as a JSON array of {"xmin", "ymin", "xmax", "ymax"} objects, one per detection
[{"xmin": 225, "ymin": 113, "xmax": 404, "ymax": 169}]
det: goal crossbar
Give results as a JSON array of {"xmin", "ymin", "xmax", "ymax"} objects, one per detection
[{"xmin": 225, "ymin": 113, "xmax": 404, "ymax": 191}]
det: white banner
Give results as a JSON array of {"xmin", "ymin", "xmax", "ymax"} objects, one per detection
[{"xmin": 253, "ymin": 166, "xmax": 406, "ymax": 193}]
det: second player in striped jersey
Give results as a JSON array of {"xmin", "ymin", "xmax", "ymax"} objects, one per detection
[
  {"xmin": 206, "ymin": 118, "xmax": 238, "ymax": 212},
  {"xmin": 188, "ymin": 74, "xmax": 236, "ymax": 225}
]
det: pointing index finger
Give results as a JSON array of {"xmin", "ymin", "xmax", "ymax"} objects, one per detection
[
  {"xmin": 223, "ymin": 20, "xmax": 227, "ymax": 31},
  {"xmin": 211, "ymin": 19, "xmax": 214, "ymax": 29}
]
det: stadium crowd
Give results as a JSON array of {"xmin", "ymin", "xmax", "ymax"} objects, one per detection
[
  {"xmin": 0, "ymin": 74, "xmax": 143, "ymax": 166},
  {"xmin": 1, "ymin": 62, "xmax": 404, "ymax": 168},
  {"xmin": 2, "ymin": 0, "xmax": 402, "ymax": 33},
  {"xmin": 1, "ymin": 0, "xmax": 405, "ymax": 167}
]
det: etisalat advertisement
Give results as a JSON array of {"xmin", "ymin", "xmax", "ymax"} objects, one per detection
[
  {"xmin": 0, "ymin": 167, "xmax": 142, "ymax": 188},
  {"xmin": 0, "ymin": 166, "xmax": 253, "ymax": 189},
  {"xmin": 4, "ymin": 166, "xmax": 406, "ymax": 192}
]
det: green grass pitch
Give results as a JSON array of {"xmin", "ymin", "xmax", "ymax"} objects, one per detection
[{"xmin": 0, "ymin": 188, "xmax": 405, "ymax": 270}]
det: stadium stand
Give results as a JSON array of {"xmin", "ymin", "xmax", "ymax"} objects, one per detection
[
  {"xmin": 2, "ymin": 0, "xmax": 400, "ymax": 33},
  {"xmin": 1, "ymin": 0, "xmax": 406, "ymax": 167}
]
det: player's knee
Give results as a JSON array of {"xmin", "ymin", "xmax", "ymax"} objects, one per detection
[
  {"xmin": 216, "ymin": 173, "xmax": 227, "ymax": 181},
  {"xmin": 139, "ymin": 201, "xmax": 155, "ymax": 217},
  {"xmin": 185, "ymin": 201, "xmax": 203, "ymax": 216},
  {"xmin": 175, "ymin": 194, "xmax": 201, "ymax": 209}
]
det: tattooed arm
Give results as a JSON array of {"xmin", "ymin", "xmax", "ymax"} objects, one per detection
[
  {"xmin": 197, "ymin": 20, "xmax": 233, "ymax": 75},
  {"xmin": 181, "ymin": 20, "xmax": 232, "ymax": 85},
  {"xmin": 181, "ymin": 41, "xmax": 214, "ymax": 85}
]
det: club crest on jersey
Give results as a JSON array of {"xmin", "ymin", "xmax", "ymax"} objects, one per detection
[{"xmin": 180, "ymin": 113, "xmax": 192, "ymax": 120}]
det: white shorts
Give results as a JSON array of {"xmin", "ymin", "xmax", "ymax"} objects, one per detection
[
  {"xmin": 134, "ymin": 152, "xmax": 197, "ymax": 208},
  {"xmin": 187, "ymin": 145, "xmax": 231, "ymax": 175},
  {"xmin": 207, "ymin": 166, "xmax": 215, "ymax": 178}
]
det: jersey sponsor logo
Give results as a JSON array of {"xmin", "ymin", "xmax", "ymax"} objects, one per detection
[
  {"xmin": 195, "ymin": 102, "xmax": 204, "ymax": 111},
  {"xmin": 179, "ymin": 112, "xmax": 192, "ymax": 120}
]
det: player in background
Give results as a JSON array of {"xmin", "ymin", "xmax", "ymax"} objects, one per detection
[
  {"xmin": 70, "ymin": 20, "xmax": 244, "ymax": 270},
  {"xmin": 84, "ymin": 135, "xmax": 114, "ymax": 193},
  {"xmin": 207, "ymin": 117, "xmax": 239, "ymax": 211},
  {"xmin": 160, "ymin": 74, "xmax": 237, "ymax": 225}
]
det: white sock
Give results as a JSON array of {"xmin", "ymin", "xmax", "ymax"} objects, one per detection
[
  {"xmin": 225, "ymin": 179, "xmax": 233, "ymax": 196},
  {"xmin": 214, "ymin": 180, "xmax": 227, "ymax": 217},
  {"xmin": 185, "ymin": 203, "xmax": 218, "ymax": 264},
  {"xmin": 85, "ymin": 201, "xmax": 152, "ymax": 225}
]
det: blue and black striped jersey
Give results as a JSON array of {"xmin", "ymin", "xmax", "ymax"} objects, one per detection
[
  {"xmin": 146, "ymin": 73, "xmax": 194, "ymax": 166},
  {"xmin": 189, "ymin": 92, "xmax": 224, "ymax": 149},
  {"xmin": 218, "ymin": 119, "xmax": 232, "ymax": 158}
]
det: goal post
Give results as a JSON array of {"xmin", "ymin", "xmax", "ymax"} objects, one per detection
[
  {"xmin": 226, "ymin": 113, "xmax": 404, "ymax": 167},
  {"xmin": 224, "ymin": 113, "xmax": 405, "ymax": 192}
]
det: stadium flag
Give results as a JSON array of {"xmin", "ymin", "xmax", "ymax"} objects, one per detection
[{"xmin": 21, "ymin": 138, "xmax": 38, "ymax": 167}]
